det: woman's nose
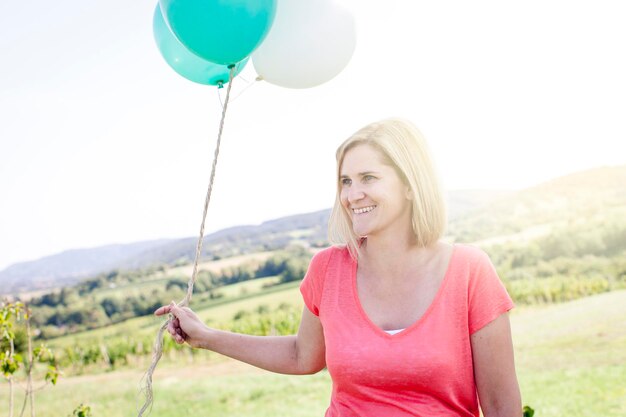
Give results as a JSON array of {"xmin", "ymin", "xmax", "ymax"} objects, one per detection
[{"xmin": 347, "ymin": 186, "xmax": 365, "ymax": 203}]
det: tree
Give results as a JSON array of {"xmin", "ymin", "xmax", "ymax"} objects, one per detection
[
  {"xmin": 1, "ymin": 301, "xmax": 60, "ymax": 417},
  {"xmin": 101, "ymin": 297, "xmax": 123, "ymax": 318},
  {"xmin": 279, "ymin": 258, "xmax": 308, "ymax": 283}
]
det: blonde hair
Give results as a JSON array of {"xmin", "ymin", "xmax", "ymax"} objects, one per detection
[{"xmin": 328, "ymin": 118, "xmax": 447, "ymax": 257}]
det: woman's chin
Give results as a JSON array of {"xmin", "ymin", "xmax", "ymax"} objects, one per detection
[{"xmin": 352, "ymin": 225, "xmax": 371, "ymax": 237}]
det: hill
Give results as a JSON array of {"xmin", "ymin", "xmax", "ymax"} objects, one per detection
[
  {"xmin": 448, "ymin": 164, "xmax": 626, "ymax": 243},
  {"xmin": 1, "ymin": 164, "xmax": 624, "ymax": 296},
  {"xmin": 0, "ymin": 210, "xmax": 329, "ymax": 296},
  {"xmin": 0, "ymin": 188, "xmax": 505, "ymax": 296},
  {"xmin": 0, "ymin": 240, "xmax": 173, "ymax": 295}
]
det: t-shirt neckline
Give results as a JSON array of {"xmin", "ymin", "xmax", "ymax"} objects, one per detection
[{"xmin": 350, "ymin": 244, "xmax": 458, "ymax": 339}]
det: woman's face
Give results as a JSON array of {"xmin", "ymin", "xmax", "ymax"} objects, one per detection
[{"xmin": 339, "ymin": 144, "xmax": 412, "ymax": 238}]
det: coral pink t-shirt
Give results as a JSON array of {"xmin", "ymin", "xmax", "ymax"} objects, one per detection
[{"xmin": 300, "ymin": 244, "xmax": 514, "ymax": 417}]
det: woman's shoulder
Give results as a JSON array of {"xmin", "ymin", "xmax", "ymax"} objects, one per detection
[
  {"xmin": 445, "ymin": 243, "xmax": 504, "ymax": 294},
  {"xmin": 311, "ymin": 244, "xmax": 351, "ymax": 264},
  {"xmin": 304, "ymin": 245, "xmax": 352, "ymax": 287},
  {"xmin": 449, "ymin": 242, "xmax": 493, "ymax": 266}
]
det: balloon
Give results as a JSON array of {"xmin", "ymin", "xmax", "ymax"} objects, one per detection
[
  {"xmin": 252, "ymin": 0, "xmax": 356, "ymax": 89},
  {"xmin": 153, "ymin": 4, "xmax": 247, "ymax": 86},
  {"xmin": 159, "ymin": 0, "xmax": 277, "ymax": 66}
]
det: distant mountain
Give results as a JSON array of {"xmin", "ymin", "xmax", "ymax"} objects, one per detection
[
  {"xmin": 0, "ymin": 210, "xmax": 335, "ymax": 296},
  {"xmin": 4, "ymin": 163, "xmax": 623, "ymax": 297},
  {"xmin": 448, "ymin": 165, "xmax": 626, "ymax": 244},
  {"xmin": 0, "ymin": 240, "xmax": 174, "ymax": 295},
  {"xmin": 117, "ymin": 209, "xmax": 333, "ymax": 270},
  {"xmin": 0, "ymin": 189, "xmax": 508, "ymax": 296},
  {"xmin": 445, "ymin": 189, "xmax": 514, "ymax": 221}
]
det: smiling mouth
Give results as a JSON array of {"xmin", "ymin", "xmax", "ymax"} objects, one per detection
[{"xmin": 352, "ymin": 205, "xmax": 376, "ymax": 214}]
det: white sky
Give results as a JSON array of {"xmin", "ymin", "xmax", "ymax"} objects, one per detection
[{"xmin": 1, "ymin": 0, "xmax": 625, "ymax": 270}]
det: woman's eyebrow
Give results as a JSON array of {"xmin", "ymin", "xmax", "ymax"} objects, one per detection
[{"xmin": 340, "ymin": 171, "xmax": 379, "ymax": 178}]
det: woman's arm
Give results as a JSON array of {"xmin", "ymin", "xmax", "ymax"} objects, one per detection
[
  {"xmin": 471, "ymin": 312, "xmax": 522, "ymax": 417},
  {"xmin": 154, "ymin": 302, "xmax": 326, "ymax": 375}
]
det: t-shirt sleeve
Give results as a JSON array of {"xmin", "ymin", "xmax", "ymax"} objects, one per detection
[
  {"xmin": 299, "ymin": 248, "xmax": 331, "ymax": 316},
  {"xmin": 467, "ymin": 248, "xmax": 515, "ymax": 334}
]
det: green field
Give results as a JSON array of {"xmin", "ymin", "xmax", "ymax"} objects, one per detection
[
  {"xmin": 45, "ymin": 277, "xmax": 302, "ymax": 350},
  {"xmin": 512, "ymin": 291, "xmax": 626, "ymax": 416},
  {"xmin": 2, "ymin": 289, "xmax": 625, "ymax": 417}
]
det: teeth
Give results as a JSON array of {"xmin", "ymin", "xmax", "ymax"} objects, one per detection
[{"xmin": 353, "ymin": 206, "xmax": 376, "ymax": 214}]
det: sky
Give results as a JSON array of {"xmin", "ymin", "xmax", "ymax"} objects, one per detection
[{"xmin": 1, "ymin": 0, "xmax": 625, "ymax": 271}]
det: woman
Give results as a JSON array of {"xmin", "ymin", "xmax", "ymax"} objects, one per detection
[{"xmin": 155, "ymin": 119, "xmax": 522, "ymax": 416}]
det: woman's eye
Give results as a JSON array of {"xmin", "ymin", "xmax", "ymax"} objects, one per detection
[
  {"xmin": 341, "ymin": 178, "xmax": 352, "ymax": 186},
  {"xmin": 363, "ymin": 175, "xmax": 376, "ymax": 182}
]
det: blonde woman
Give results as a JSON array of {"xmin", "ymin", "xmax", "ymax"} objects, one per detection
[{"xmin": 156, "ymin": 119, "xmax": 522, "ymax": 416}]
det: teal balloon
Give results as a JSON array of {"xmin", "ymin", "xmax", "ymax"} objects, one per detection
[
  {"xmin": 153, "ymin": 5, "xmax": 247, "ymax": 86},
  {"xmin": 159, "ymin": 0, "xmax": 277, "ymax": 66}
]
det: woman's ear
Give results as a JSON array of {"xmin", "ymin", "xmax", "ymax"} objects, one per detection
[{"xmin": 405, "ymin": 187, "xmax": 413, "ymax": 200}]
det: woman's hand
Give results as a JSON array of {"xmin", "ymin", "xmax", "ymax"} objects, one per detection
[{"xmin": 154, "ymin": 302, "xmax": 209, "ymax": 348}]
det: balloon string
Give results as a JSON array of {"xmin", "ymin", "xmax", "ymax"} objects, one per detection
[
  {"xmin": 137, "ymin": 65, "xmax": 236, "ymax": 417},
  {"xmin": 182, "ymin": 65, "xmax": 235, "ymax": 308},
  {"xmin": 217, "ymin": 72, "xmax": 260, "ymax": 107}
]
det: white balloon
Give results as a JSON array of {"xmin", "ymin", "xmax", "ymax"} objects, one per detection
[{"xmin": 252, "ymin": 0, "xmax": 357, "ymax": 89}]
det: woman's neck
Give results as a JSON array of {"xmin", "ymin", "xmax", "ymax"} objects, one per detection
[{"xmin": 359, "ymin": 233, "xmax": 440, "ymax": 278}]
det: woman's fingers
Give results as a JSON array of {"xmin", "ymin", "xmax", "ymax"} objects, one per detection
[
  {"xmin": 154, "ymin": 304, "xmax": 171, "ymax": 316},
  {"xmin": 165, "ymin": 318, "xmax": 186, "ymax": 344},
  {"xmin": 169, "ymin": 301, "xmax": 183, "ymax": 317},
  {"xmin": 153, "ymin": 302, "xmax": 192, "ymax": 344},
  {"xmin": 167, "ymin": 320, "xmax": 177, "ymax": 337},
  {"xmin": 154, "ymin": 302, "xmax": 200, "ymax": 346},
  {"xmin": 154, "ymin": 301, "xmax": 185, "ymax": 317}
]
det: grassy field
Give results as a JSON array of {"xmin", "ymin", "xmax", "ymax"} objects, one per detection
[
  {"xmin": 512, "ymin": 290, "xmax": 626, "ymax": 416},
  {"xmin": 88, "ymin": 251, "xmax": 277, "ymax": 302},
  {"xmin": 2, "ymin": 290, "xmax": 625, "ymax": 417},
  {"xmin": 46, "ymin": 279, "xmax": 303, "ymax": 349},
  {"xmin": 171, "ymin": 252, "xmax": 276, "ymax": 277}
]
